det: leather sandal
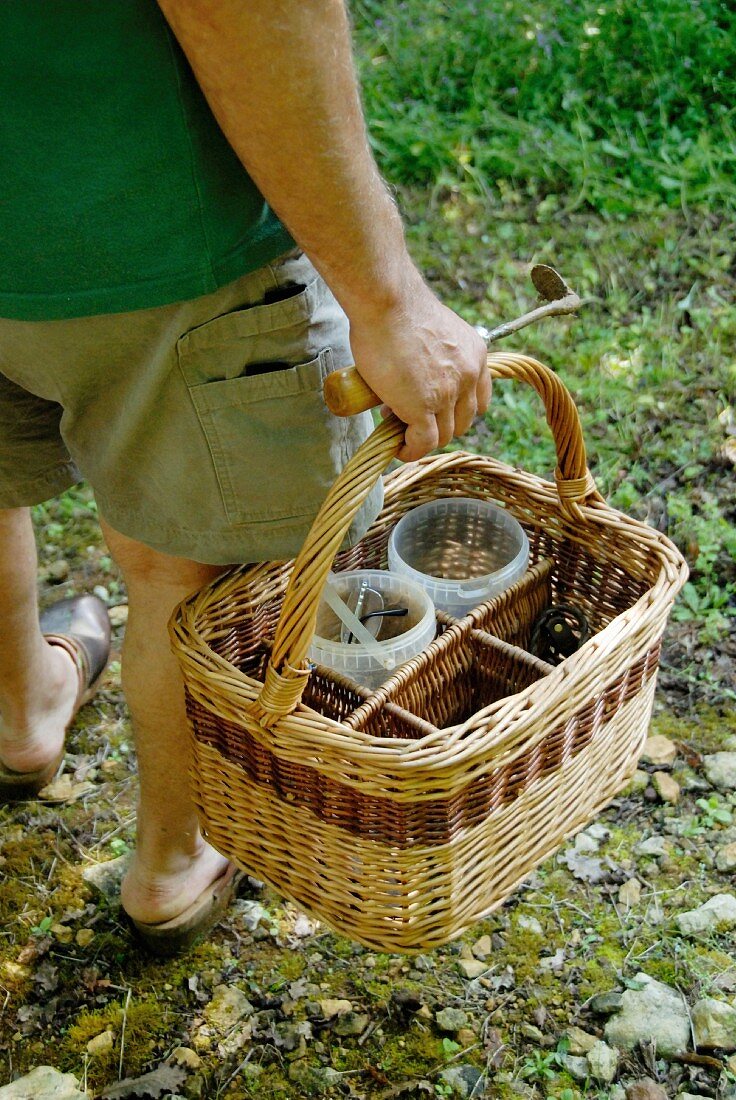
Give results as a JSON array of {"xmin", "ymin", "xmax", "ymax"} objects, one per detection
[
  {"xmin": 0, "ymin": 595, "xmax": 111, "ymax": 802},
  {"xmin": 126, "ymin": 864, "xmax": 244, "ymax": 957}
]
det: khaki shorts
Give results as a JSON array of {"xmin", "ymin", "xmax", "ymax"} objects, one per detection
[{"xmin": 0, "ymin": 250, "xmax": 381, "ymax": 564}]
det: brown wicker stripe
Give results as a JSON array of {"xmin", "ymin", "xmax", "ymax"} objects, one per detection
[{"xmin": 187, "ymin": 639, "xmax": 659, "ymax": 848}]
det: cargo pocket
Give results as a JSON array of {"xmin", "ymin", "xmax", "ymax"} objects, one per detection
[{"xmin": 180, "ymin": 344, "xmax": 348, "ymax": 526}]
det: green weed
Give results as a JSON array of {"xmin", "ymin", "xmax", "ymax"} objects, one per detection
[{"xmin": 353, "ymin": 0, "xmax": 736, "ymax": 213}]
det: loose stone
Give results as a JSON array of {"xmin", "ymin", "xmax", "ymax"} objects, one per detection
[
  {"xmin": 472, "ymin": 934, "xmax": 492, "ymax": 958},
  {"xmin": 635, "ymin": 835, "xmax": 669, "ymax": 858},
  {"xmin": 603, "ymin": 972, "xmax": 690, "ymax": 1056},
  {"xmin": 641, "ymin": 735, "xmax": 678, "ymax": 765},
  {"xmin": 691, "ymin": 997, "xmax": 736, "ymax": 1050},
  {"xmin": 626, "ymin": 1081, "xmax": 668, "ymax": 1100},
  {"xmin": 619, "ymin": 878, "xmax": 642, "ymax": 907},
  {"xmin": 203, "ymin": 986, "xmax": 253, "ymax": 1032},
  {"xmin": 652, "ymin": 771, "xmax": 681, "ymax": 803},
  {"xmin": 704, "ymin": 753, "xmax": 736, "ymax": 790},
  {"xmin": 517, "ymin": 915, "xmax": 543, "ymax": 935},
  {"xmin": 458, "ymin": 959, "xmax": 488, "ymax": 979},
  {"xmin": 676, "ymin": 894, "xmax": 736, "ymax": 936},
  {"xmin": 87, "ymin": 1030, "xmax": 115, "ymax": 1056},
  {"xmin": 561, "ymin": 1054, "xmax": 590, "ymax": 1081},
  {"xmin": 716, "ymin": 843, "xmax": 736, "ymax": 872},
  {"xmin": 437, "ymin": 1065, "xmax": 483, "ymax": 1098},
  {"xmin": 565, "ymin": 1025, "xmax": 598, "ymax": 1054},
  {"xmin": 0, "ymin": 1067, "xmax": 88, "ymax": 1099},
  {"xmin": 435, "ymin": 1007, "xmax": 469, "ymax": 1032},
  {"xmin": 587, "ymin": 1039, "xmax": 619, "ymax": 1082}
]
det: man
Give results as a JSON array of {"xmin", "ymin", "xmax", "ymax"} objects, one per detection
[{"xmin": 0, "ymin": 0, "xmax": 489, "ymax": 950}]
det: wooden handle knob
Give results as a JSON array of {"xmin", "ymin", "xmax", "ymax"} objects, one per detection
[{"xmin": 324, "ymin": 366, "xmax": 380, "ymax": 417}]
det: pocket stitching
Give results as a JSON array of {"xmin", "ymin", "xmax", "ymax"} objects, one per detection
[{"xmin": 177, "ymin": 277, "xmax": 321, "ymax": 360}]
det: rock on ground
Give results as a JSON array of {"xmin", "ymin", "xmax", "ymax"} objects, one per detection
[
  {"xmin": 641, "ymin": 735, "xmax": 678, "ymax": 765},
  {"xmin": 676, "ymin": 893, "xmax": 736, "ymax": 936},
  {"xmin": 704, "ymin": 752, "xmax": 736, "ymax": 789},
  {"xmin": 652, "ymin": 771, "xmax": 681, "ymax": 803},
  {"xmin": 437, "ymin": 1064, "xmax": 483, "ymax": 1097},
  {"xmin": 0, "ymin": 1067, "xmax": 88, "ymax": 1099},
  {"xmin": 716, "ymin": 843, "xmax": 736, "ymax": 872},
  {"xmin": 691, "ymin": 998, "xmax": 736, "ymax": 1050},
  {"xmin": 619, "ymin": 878, "xmax": 642, "ymax": 907},
  {"xmin": 562, "ymin": 1054, "xmax": 590, "ymax": 1081},
  {"xmin": 565, "ymin": 1025, "xmax": 598, "ymax": 1054},
  {"xmin": 604, "ymin": 973, "xmax": 690, "ymax": 1056},
  {"xmin": 435, "ymin": 1007, "xmax": 469, "ymax": 1032},
  {"xmin": 625, "ymin": 1080, "xmax": 668, "ymax": 1100},
  {"xmin": 203, "ymin": 986, "xmax": 253, "ymax": 1032},
  {"xmin": 81, "ymin": 855, "xmax": 129, "ymax": 900},
  {"xmin": 587, "ymin": 1039, "xmax": 619, "ymax": 1082}
]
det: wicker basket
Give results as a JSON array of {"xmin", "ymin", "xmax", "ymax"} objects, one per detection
[{"xmin": 171, "ymin": 352, "xmax": 687, "ymax": 952}]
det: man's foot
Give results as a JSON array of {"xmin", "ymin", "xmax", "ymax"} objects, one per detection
[
  {"xmin": 0, "ymin": 643, "xmax": 77, "ymax": 775},
  {"xmin": 0, "ymin": 595, "xmax": 111, "ymax": 800},
  {"xmin": 120, "ymin": 842, "xmax": 231, "ymax": 927}
]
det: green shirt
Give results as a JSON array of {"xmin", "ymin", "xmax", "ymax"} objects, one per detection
[{"xmin": 0, "ymin": 2, "xmax": 294, "ymax": 321}]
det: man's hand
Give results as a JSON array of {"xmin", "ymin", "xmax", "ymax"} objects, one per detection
[{"xmin": 348, "ymin": 275, "xmax": 490, "ymax": 461}]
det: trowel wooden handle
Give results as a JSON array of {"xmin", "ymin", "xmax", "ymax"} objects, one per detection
[{"xmin": 324, "ymin": 366, "xmax": 380, "ymax": 417}]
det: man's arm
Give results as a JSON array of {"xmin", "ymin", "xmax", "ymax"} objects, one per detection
[{"xmin": 157, "ymin": 0, "xmax": 490, "ymax": 460}]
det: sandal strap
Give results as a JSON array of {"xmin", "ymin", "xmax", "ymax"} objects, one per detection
[{"xmin": 43, "ymin": 633, "xmax": 90, "ymax": 711}]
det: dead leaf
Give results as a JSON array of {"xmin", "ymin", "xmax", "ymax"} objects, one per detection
[
  {"xmin": 100, "ymin": 1063, "xmax": 187, "ymax": 1098},
  {"xmin": 32, "ymin": 960, "xmax": 59, "ymax": 994},
  {"xmin": 560, "ymin": 850, "xmax": 610, "ymax": 883},
  {"xmin": 37, "ymin": 772, "xmax": 95, "ymax": 803},
  {"xmin": 376, "ymin": 1080, "xmax": 433, "ymax": 1098}
]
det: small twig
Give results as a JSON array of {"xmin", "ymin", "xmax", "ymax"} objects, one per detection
[
  {"xmin": 215, "ymin": 1048, "xmax": 254, "ymax": 1098},
  {"xmin": 118, "ymin": 987, "xmax": 132, "ymax": 1080},
  {"xmin": 92, "ymin": 814, "xmax": 135, "ymax": 851},
  {"xmin": 669, "ymin": 1051, "xmax": 724, "ymax": 1071}
]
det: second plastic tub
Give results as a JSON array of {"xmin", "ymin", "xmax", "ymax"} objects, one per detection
[{"xmin": 388, "ymin": 497, "xmax": 529, "ymax": 619}]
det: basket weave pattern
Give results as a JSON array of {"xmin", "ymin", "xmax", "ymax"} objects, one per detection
[{"xmin": 172, "ymin": 353, "xmax": 687, "ymax": 951}]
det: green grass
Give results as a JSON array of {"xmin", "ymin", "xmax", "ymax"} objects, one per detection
[{"xmin": 352, "ymin": 0, "xmax": 736, "ymax": 214}]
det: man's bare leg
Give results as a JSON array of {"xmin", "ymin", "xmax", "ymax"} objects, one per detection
[
  {"xmin": 99, "ymin": 518, "xmax": 230, "ymax": 926},
  {"xmin": 0, "ymin": 507, "xmax": 78, "ymax": 773}
]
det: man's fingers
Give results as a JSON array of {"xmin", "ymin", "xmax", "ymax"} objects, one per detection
[
  {"xmin": 399, "ymin": 417, "xmax": 439, "ymax": 462},
  {"xmin": 435, "ymin": 407, "xmax": 455, "ymax": 449},
  {"xmin": 477, "ymin": 365, "xmax": 492, "ymax": 416},
  {"xmin": 452, "ymin": 389, "xmax": 478, "ymax": 439}
]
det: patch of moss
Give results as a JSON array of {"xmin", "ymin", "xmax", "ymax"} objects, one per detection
[
  {"xmin": 0, "ymin": 829, "xmax": 56, "ymax": 876},
  {"xmin": 0, "ymin": 878, "xmax": 32, "ymax": 927},
  {"xmin": 59, "ymin": 995, "xmax": 175, "ymax": 1092},
  {"xmin": 331, "ymin": 1016, "xmax": 448, "ymax": 1082},
  {"xmin": 234, "ymin": 1063, "xmax": 290, "ymax": 1098},
  {"xmin": 651, "ymin": 707, "xmax": 736, "ymax": 754},
  {"xmin": 271, "ymin": 952, "xmax": 306, "ymax": 982}
]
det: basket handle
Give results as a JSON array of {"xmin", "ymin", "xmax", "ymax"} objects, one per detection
[{"xmin": 249, "ymin": 351, "xmax": 601, "ymax": 727}]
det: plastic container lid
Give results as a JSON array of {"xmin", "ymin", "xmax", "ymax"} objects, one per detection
[
  {"xmin": 308, "ymin": 569, "xmax": 436, "ymax": 691},
  {"xmin": 388, "ymin": 497, "xmax": 529, "ymax": 619}
]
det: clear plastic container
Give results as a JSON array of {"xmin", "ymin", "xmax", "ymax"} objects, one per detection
[
  {"xmin": 388, "ymin": 497, "xmax": 529, "ymax": 619},
  {"xmin": 308, "ymin": 570, "xmax": 436, "ymax": 691}
]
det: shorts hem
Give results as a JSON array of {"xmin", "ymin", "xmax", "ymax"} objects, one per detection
[
  {"xmin": 95, "ymin": 482, "xmax": 384, "ymax": 566},
  {"xmin": 0, "ymin": 463, "xmax": 81, "ymax": 509}
]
